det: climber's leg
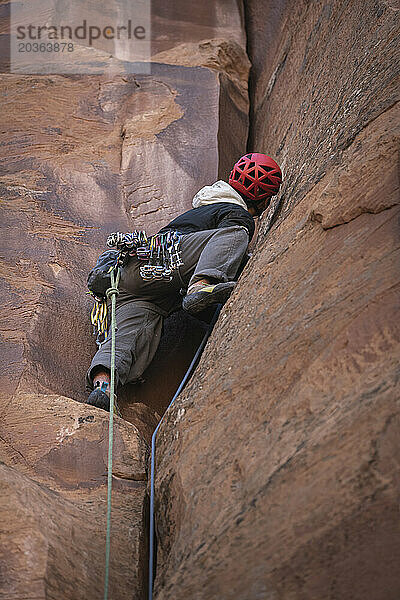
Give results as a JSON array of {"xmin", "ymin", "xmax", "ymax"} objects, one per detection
[
  {"xmin": 178, "ymin": 225, "xmax": 249, "ymax": 287},
  {"xmin": 91, "ymin": 367, "xmax": 110, "ymax": 385},
  {"xmin": 86, "ymin": 299, "xmax": 164, "ymax": 399},
  {"xmin": 85, "ymin": 225, "xmax": 250, "ymax": 404},
  {"xmin": 180, "ymin": 225, "xmax": 249, "ymax": 313}
]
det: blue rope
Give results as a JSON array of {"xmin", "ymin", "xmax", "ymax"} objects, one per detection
[{"xmin": 148, "ymin": 306, "xmax": 221, "ymax": 599}]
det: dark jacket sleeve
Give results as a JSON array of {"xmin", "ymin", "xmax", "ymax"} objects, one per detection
[{"xmin": 215, "ymin": 205, "xmax": 255, "ymax": 241}]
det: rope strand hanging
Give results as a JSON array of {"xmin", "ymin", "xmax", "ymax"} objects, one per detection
[{"xmin": 103, "ymin": 266, "xmax": 120, "ymax": 600}]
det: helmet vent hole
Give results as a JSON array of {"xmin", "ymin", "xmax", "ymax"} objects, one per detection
[
  {"xmin": 243, "ymin": 176, "xmax": 254, "ymax": 188},
  {"xmin": 272, "ymin": 174, "xmax": 282, "ymax": 182}
]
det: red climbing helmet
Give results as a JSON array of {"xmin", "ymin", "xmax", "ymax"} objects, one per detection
[{"xmin": 229, "ymin": 153, "xmax": 282, "ymax": 202}]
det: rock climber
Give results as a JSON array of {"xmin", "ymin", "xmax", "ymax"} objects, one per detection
[{"xmin": 86, "ymin": 153, "xmax": 282, "ymax": 410}]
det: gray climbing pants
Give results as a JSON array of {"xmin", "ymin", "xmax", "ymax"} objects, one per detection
[{"xmin": 86, "ymin": 225, "xmax": 249, "ymax": 389}]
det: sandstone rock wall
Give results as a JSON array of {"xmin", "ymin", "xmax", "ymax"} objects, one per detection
[
  {"xmin": 154, "ymin": 2, "xmax": 400, "ymax": 599},
  {"xmin": 2, "ymin": 0, "xmax": 399, "ymax": 597},
  {"xmin": 0, "ymin": 394, "xmax": 149, "ymax": 599}
]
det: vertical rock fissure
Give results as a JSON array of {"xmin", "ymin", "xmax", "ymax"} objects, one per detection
[
  {"xmin": 242, "ymin": 0, "xmax": 285, "ymax": 236},
  {"xmin": 243, "ymin": 0, "xmax": 255, "ymax": 155},
  {"xmin": 0, "ymin": 3, "xmax": 267, "ymax": 599}
]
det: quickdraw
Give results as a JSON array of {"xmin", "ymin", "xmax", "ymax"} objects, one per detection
[
  {"xmin": 107, "ymin": 229, "xmax": 183, "ymax": 281},
  {"xmin": 89, "ymin": 293, "xmax": 108, "ymax": 341},
  {"xmin": 89, "ymin": 230, "xmax": 184, "ymax": 345}
]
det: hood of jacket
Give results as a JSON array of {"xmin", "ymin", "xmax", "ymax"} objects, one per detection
[{"xmin": 192, "ymin": 180, "xmax": 249, "ymax": 211}]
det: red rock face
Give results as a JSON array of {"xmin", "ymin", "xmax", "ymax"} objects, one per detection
[
  {"xmin": 153, "ymin": 1, "xmax": 400, "ymax": 599},
  {"xmin": 151, "ymin": 1, "xmax": 246, "ymax": 55},
  {"xmin": 246, "ymin": 0, "xmax": 399, "ymax": 223},
  {"xmin": 0, "ymin": 394, "xmax": 149, "ymax": 599},
  {"xmin": 3, "ymin": 0, "xmax": 399, "ymax": 598}
]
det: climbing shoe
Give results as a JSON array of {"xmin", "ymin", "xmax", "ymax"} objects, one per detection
[
  {"xmin": 182, "ymin": 281, "xmax": 236, "ymax": 314},
  {"xmin": 86, "ymin": 381, "xmax": 110, "ymax": 411}
]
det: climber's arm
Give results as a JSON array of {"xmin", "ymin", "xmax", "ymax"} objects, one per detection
[{"xmin": 215, "ymin": 205, "xmax": 255, "ymax": 241}]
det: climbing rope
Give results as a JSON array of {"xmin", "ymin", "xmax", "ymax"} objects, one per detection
[
  {"xmin": 148, "ymin": 305, "xmax": 222, "ymax": 600},
  {"xmin": 103, "ymin": 266, "xmax": 120, "ymax": 600}
]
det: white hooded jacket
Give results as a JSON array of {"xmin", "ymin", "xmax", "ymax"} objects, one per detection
[
  {"xmin": 192, "ymin": 180, "xmax": 248, "ymax": 211},
  {"xmin": 158, "ymin": 178, "xmax": 255, "ymax": 240}
]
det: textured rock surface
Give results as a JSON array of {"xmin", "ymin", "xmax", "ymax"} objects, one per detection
[
  {"xmin": 1, "ymin": 0, "xmax": 246, "ymax": 73},
  {"xmin": 153, "ymin": 2, "xmax": 400, "ymax": 599},
  {"xmin": 246, "ymin": 0, "xmax": 399, "ymax": 228},
  {"xmin": 151, "ymin": 1, "xmax": 246, "ymax": 56},
  {"xmin": 4, "ymin": 0, "xmax": 399, "ymax": 598},
  {"xmin": 0, "ymin": 393, "xmax": 148, "ymax": 599}
]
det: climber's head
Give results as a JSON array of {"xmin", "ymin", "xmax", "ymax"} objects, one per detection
[{"xmin": 229, "ymin": 153, "xmax": 282, "ymax": 216}]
